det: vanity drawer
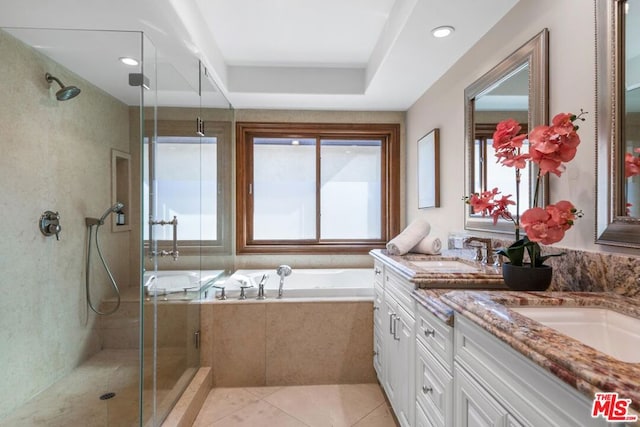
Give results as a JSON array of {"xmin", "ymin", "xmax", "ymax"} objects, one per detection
[
  {"xmin": 385, "ymin": 269, "xmax": 415, "ymax": 315},
  {"xmin": 416, "ymin": 303, "xmax": 453, "ymax": 371},
  {"xmin": 416, "ymin": 339, "xmax": 452, "ymax": 427}
]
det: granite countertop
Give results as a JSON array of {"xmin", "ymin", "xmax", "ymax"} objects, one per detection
[
  {"xmin": 440, "ymin": 290, "xmax": 640, "ymax": 412},
  {"xmin": 412, "ymin": 289, "xmax": 455, "ymax": 325},
  {"xmin": 370, "ymin": 249, "xmax": 507, "ymax": 289}
]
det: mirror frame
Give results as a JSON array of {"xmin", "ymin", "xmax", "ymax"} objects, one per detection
[
  {"xmin": 595, "ymin": 0, "xmax": 640, "ymax": 247},
  {"xmin": 464, "ymin": 28, "xmax": 549, "ymax": 235},
  {"xmin": 418, "ymin": 128, "xmax": 440, "ymax": 209}
]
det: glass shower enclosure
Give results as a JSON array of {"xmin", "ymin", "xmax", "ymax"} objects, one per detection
[{"xmin": 0, "ymin": 25, "xmax": 229, "ymax": 426}]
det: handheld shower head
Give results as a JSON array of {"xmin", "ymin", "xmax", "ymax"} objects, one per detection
[
  {"xmin": 45, "ymin": 73, "xmax": 81, "ymax": 101},
  {"xmin": 98, "ymin": 202, "xmax": 125, "ymax": 224}
]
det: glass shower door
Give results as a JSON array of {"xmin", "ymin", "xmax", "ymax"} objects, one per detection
[{"xmin": 143, "ymin": 56, "xmax": 204, "ymax": 426}]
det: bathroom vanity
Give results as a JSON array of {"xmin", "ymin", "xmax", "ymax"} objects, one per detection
[
  {"xmin": 371, "ymin": 249, "xmax": 506, "ymax": 427},
  {"xmin": 370, "ymin": 250, "xmax": 640, "ymax": 427}
]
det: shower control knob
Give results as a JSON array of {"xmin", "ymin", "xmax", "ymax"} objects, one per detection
[
  {"xmin": 40, "ymin": 210, "xmax": 61, "ymax": 240},
  {"xmin": 47, "ymin": 223, "xmax": 61, "ymax": 240}
]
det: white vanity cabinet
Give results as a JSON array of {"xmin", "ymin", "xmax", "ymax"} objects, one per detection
[
  {"xmin": 454, "ymin": 364, "xmax": 522, "ymax": 427},
  {"xmin": 454, "ymin": 315, "xmax": 609, "ymax": 427},
  {"xmin": 415, "ymin": 303, "xmax": 453, "ymax": 427},
  {"xmin": 373, "ymin": 262, "xmax": 385, "ymax": 381},
  {"xmin": 372, "ymin": 261, "xmax": 416, "ymax": 427}
]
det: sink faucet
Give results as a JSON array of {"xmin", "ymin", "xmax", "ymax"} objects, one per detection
[
  {"xmin": 276, "ymin": 265, "xmax": 292, "ymax": 298},
  {"xmin": 464, "ymin": 237, "xmax": 492, "ymax": 264}
]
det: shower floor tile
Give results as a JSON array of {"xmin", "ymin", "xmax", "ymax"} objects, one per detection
[
  {"xmin": 192, "ymin": 383, "xmax": 399, "ymax": 427},
  {"xmin": 0, "ymin": 349, "xmax": 140, "ymax": 427},
  {"xmin": 0, "ymin": 348, "xmax": 188, "ymax": 427}
]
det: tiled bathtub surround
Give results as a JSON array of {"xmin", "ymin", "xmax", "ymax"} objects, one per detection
[
  {"xmin": 200, "ymin": 300, "xmax": 376, "ymax": 387},
  {"xmin": 416, "ymin": 290, "xmax": 640, "ymax": 413}
]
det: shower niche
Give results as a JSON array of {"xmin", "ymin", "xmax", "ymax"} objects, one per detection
[{"xmin": 111, "ymin": 149, "xmax": 131, "ymax": 231}]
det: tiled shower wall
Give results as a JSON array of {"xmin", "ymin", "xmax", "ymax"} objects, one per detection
[{"xmin": 0, "ymin": 30, "xmax": 131, "ymax": 418}]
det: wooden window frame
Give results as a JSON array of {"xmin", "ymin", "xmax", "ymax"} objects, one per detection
[
  {"xmin": 236, "ymin": 122, "xmax": 401, "ymax": 254},
  {"xmin": 144, "ymin": 119, "xmax": 232, "ymax": 255}
]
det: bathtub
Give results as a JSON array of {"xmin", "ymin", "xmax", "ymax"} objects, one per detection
[
  {"xmin": 210, "ymin": 268, "xmax": 374, "ymax": 300},
  {"xmin": 143, "ymin": 270, "xmax": 224, "ymax": 297}
]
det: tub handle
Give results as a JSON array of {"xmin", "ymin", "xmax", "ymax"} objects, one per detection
[{"xmin": 211, "ymin": 284, "xmax": 226, "ymax": 300}]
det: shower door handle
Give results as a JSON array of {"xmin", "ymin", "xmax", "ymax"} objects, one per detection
[{"xmin": 150, "ymin": 216, "xmax": 179, "ymax": 260}]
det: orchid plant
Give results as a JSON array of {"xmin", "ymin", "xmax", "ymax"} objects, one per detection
[
  {"xmin": 465, "ymin": 111, "xmax": 586, "ymax": 267},
  {"xmin": 624, "ymin": 148, "xmax": 640, "ymax": 216}
]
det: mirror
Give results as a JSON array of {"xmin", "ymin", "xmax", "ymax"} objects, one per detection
[
  {"xmin": 464, "ymin": 29, "xmax": 549, "ymax": 235},
  {"xmin": 596, "ymin": 0, "xmax": 640, "ymax": 247},
  {"xmin": 418, "ymin": 128, "xmax": 440, "ymax": 208}
]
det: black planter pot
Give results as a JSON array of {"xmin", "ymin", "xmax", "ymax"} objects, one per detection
[{"xmin": 501, "ymin": 263, "xmax": 552, "ymax": 291}]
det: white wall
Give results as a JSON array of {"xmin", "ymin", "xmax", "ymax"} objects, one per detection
[{"xmin": 406, "ymin": 0, "xmax": 639, "ymax": 256}]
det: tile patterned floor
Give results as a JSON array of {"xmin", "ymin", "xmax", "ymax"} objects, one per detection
[{"xmin": 192, "ymin": 384, "xmax": 400, "ymax": 427}]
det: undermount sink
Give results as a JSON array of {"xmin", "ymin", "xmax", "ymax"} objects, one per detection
[
  {"xmin": 408, "ymin": 259, "xmax": 481, "ymax": 273},
  {"xmin": 510, "ymin": 307, "xmax": 640, "ymax": 363}
]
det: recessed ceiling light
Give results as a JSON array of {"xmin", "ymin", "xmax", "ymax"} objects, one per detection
[
  {"xmin": 291, "ymin": 140, "xmax": 300, "ymax": 145},
  {"xmin": 432, "ymin": 26, "xmax": 455, "ymax": 38},
  {"xmin": 119, "ymin": 57, "xmax": 139, "ymax": 66}
]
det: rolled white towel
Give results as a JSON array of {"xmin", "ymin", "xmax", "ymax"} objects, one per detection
[
  {"xmin": 411, "ymin": 236, "xmax": 442, "ymax": 255},
  {"xmin": 386, "ymin": 218, "xmax": 431, "ymax": 255}
]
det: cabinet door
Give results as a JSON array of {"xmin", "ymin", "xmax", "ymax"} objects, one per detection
[
  {"xmin": 416, "ymin": 340, "xmax": 452, "ymax": 427},
  {"xmin": 393, "ymin": 303, "xmax": 415, "ymax": 427},
  {"xmin": 373, "ymin": 330, "xmax": 384, "ymax": 381},
  {"xmin": 383, "ymin": 296, "xmax": 399, "ymax": 405},
  {"xmin": 373, "ymin": 284, "xmax": 385, "ymax": 382},
  {"xmin": 416, "ymin": 401, "xmax": 436, "ymax": 427},
  {"xmin": 454, "ymin": 364, "xmax": 515, "ymax": 427}
]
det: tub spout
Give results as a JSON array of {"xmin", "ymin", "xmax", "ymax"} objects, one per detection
[
  {"xmin": 257, "ymin": 274, "xmax": 269, "ymax": 300},
  {"xmin": 276, "ymin": 265, "xmax": 292, "ymax": 298}
]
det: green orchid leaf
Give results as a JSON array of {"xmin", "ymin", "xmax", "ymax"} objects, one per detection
[
  {"xmin": 538, "ymin": 252, "xmax": 566, "ymax": 264},
  {"xmin": 501, "ymin": 238, "xmax": 526, "ymax": 266}
]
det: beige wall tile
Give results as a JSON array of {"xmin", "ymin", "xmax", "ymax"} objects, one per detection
[
  {"xmin": 212, "ymin": 304, "xmax": 267, "ymax": 387},
  {"xmin": 265, "ymin": 302, "xmax": 375, "ymax": 385},
  {"xmin": 0, "ymin": 29, "xmax": 132, "ymax": 417}
]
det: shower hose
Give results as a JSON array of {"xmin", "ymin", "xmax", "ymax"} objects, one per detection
[{"xmin": 85, "ymin": 222, "xmax": 121, "ymax": 315}]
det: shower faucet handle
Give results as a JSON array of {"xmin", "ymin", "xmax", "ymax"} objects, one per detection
[{"xmin": 40, "ymin": 210, "xmax": 61, "ymax": 240}]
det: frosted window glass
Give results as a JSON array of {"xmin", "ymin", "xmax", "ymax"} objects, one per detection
[
  {"xmin": 253, "ymin": 138, "xmax": 316, "ymax": 239},
  {"xmin": 320, "ymin": 140, "xmax": 381, "ymax": 239},
  {"xmin": 143, "ymin": 136, "xmax": 217, "ymax": 240}
]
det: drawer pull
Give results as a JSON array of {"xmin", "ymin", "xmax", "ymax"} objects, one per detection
[
  {"xmin": 424, "ymin": 329, "xmax": 436, "ymax": 338},
  {"xmin": 374, "ymin": 267, "xmax": 381, "ymax": 275},
  {"xmin": 373, "ymin": 305, "xmax": 380, "ymax": 311},
  {"xmin": 389, "ymin": 312, "xmax": 396, "ymax": 335},
  {"xmin": 422, "ymin": 385, "xmax": 433, "ymax": 394},
  {"xmin": 393, "ymin": 317, "xmax": 400, "ymax": 340}
]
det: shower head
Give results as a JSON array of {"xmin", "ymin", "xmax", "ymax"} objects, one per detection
[
  {"xmin": 98, "ymin": 202, "xmax": 125, "ymax": 224},
  {"xmin": 45, "ymin": 73, "xmax": 81, "ymax": 101}
]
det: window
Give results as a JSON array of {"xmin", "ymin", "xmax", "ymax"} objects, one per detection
[
  {"xmin": 473, "ymin": 123, "xmax": 530, "ymax": 216},
  {"xmin": 144, "ymin": 120, "xmax": 231, "ymax": 253},
  {"xmin": 236, "ymin": 122, "xmax": 400, "ymax": 254}
]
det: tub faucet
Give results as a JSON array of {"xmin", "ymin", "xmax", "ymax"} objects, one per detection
[
  {"xmin": 257, "ymin": 274, "xmax": 269, "ymax": 300},
  {"xmin": 276, "ymin": 265, "xmax": 292, "ymax": 298}
]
